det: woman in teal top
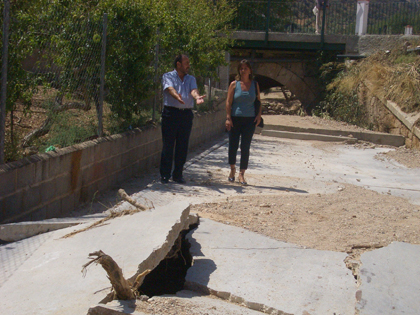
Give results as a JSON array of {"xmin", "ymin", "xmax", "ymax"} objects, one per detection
[{"xmin": 225, "ymin": 59, "xmax": 262, "ymax": 185}]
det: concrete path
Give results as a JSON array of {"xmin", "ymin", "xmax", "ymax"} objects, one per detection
[
  {"xmin": 357, "ymin": 242, "xmax": 420, "ymax": 315},
  {"xmin": 1, "ymin": 115, "xmax": 420, "ymax": 314},
  {"xmin": 186, "ymin": 218, "xmax": 355, "ymax": 315}
]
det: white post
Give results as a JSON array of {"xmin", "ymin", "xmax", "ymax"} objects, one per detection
[
  {"xmin": 405, "ymin": 25, "xmax": 413, "ymax": 35},
  {"xmin": 356, "ymin": 0, "xmax": 370, "ymax": 35}
]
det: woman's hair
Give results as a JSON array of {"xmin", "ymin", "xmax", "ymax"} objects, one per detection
[{"xmin": 235, "ymin": 59, "xmax": 253, "ymax": 81}]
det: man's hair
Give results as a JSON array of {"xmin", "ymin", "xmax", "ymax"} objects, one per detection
[
  {"xmin": 235, "ymin": 59, "xmax": 253, "ymax": 81},
  {"xmin": 174, "ymin": 54, "xmax": 188, "ymax": 69}
]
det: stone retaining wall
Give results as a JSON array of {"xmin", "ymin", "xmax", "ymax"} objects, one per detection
[
  {"xmin": 360, "ymin": 83, "xmax": 420, "ymax": 149},
  {"xmin": 0, "ymin": 101, "xmax": 226, "ymax": 223}
]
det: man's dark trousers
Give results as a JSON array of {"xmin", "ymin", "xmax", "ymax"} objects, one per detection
[{"xmin": 160, "ymin": 106, "xmax": 193, "ymax": 181}]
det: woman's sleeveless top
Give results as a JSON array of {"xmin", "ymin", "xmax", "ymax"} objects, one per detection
[{"xmin": 231, "ymin": 80, "xmax": 256, "ymax": 117}]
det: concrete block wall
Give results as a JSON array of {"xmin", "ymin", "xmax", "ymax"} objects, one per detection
[{"xmin": 0, "ymin": 102, "xmax": 226, "ymax": 223}]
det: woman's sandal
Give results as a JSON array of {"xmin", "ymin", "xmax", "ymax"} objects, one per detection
[
  {"xmin": 228, "ymin": 168, "xmax": 236, "ymax": 182},
  {"xmin": 238, "ymin": 174, "xmax": 247, "ymax": 185}
]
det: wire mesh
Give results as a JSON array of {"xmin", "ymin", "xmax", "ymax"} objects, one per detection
[
  {"xmin": 30, "ymin": 14, "xmax": 103, "ymax": 117},
  {"xmin": 1, "ymin": 2, "xmax": 105, "ymax": 153}
]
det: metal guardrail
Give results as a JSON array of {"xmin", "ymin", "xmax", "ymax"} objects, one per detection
[{"xmin": 233, "ymin": 0, "xmax": 420, "ymax": 35}]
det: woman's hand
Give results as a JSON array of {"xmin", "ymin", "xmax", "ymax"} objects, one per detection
[
  {"xmin": 254, "ymin": 114, "xmax": 261, "ymax": 126},
  {"xmin": 226, "ymin": 118, "xmax": 233, "ymax": 131}
]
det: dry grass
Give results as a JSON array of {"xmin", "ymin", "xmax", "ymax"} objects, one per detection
[{"xmin": 329, "ymin": 43, "xmax": 420, "ymax": 113}]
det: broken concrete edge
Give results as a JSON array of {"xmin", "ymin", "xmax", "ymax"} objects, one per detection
[
  {"xmin": 87, "ymin": 301, "xmax": 146, "ymax": 315},
  {"xmin": 386, "ymin": 100, "xmax": 420, "ymax": 131},
  {"xmin": 130, "ymin": 206, "xmax": 196, "ymax": 281},
  {"xmin": 0, "ymin": 204, "xmax": 199, "ymax": 244},
  {"xmin": 97, "ymin": 206, "xmax": 198, "ymax": 306},
  {"xmin": 386, "ymin": 101, "xmax": 420, "ymax": 146},
  {"xmin": 184, "ymin": 281, "xmax": 293, "ymax": 315},
  {"xmin": 0, "ymin": 221, "xmax": 87, "ymax": 242}
]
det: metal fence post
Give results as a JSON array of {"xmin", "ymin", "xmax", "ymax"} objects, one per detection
[
  {"xmin": 152, "ymin": 29, "xmax": 159, "ymax": 122},
  {"xmin": 1, "ymin": 0, "xmax": 10, "ymax": 164},
  {"xmin": 98, "ymin": 13, "xmax": 107, "ymax": 138},
  {"xmin": 265, "ymin": 0, "xmax": 271, "ymax": 45},
  {"xmin": 320, "ymin": 1, "xmax": 327, "ymax": 49}
]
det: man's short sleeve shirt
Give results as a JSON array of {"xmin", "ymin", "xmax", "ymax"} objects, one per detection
[{"xmin": 162, "ymin": 70, "xmax": 198, "ymax": 109}]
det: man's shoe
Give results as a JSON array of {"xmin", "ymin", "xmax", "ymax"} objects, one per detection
[
  {"xmin": 161, "ymin": 177, "xmax": 169, "ymax": 184},
  {"xmin": 173, "ymin": 177, "xmax": 186, "ymax": 184}
]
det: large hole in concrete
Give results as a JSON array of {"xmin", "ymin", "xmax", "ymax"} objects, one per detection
[{"xmin": 138, "ymin": 224, "xmax": 196, "ymax": 297}]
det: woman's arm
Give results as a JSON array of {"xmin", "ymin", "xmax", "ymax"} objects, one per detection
[
  {"xmin": 254, "ymin": 82, "xmax": 262, "ymax": 125},
  {"xmin": 225, "ymin": 81, "xmax": 236, "ymax": 131}
]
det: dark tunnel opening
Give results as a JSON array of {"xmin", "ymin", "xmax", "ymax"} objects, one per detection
[{"xmin": 138, "ymin": 225, "xmax": 196, "ymax": 297}]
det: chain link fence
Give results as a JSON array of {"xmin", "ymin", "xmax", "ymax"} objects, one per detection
[
  {"xmin": 0, "ymin": 1, "xmax": 108, "ymax": 163},
  {"xmin": 0, "ymin": 0, "xmax": 225, "ymax": 164},
  {"xmin": 21, "ymin": 14, "xmax": 106, "ymax": 148}
]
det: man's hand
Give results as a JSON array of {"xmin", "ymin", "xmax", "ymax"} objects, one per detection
[
  {"xmin": 191, "ymin": 89, "xmax": 205, "ymax": 105},
  {"xmin": 196, "ymin": 95, "xmax": 206, "ymax": 105},
  {"xmin": 167, "ymin": 87, "xmax": 185, "ymax": 104},
  {"xmin": 175, "ymin": 92, "xmax": 185, "ymax": 104}
]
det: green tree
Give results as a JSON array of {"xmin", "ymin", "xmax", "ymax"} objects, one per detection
[
  {"xmin": 1, "ymin": 0, "xmax": 236, "ymax": 155},
  {"xmin": 148, "ymin": 0, "xmax": 236, "ymax": 79}
]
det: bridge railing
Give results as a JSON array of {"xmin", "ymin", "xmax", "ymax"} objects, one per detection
[{"xmin": 232, "ymin": 0, "xmax": 420, "ymax": 35}]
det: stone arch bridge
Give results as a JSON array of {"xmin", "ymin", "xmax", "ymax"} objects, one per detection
[
  {"xmin": 225, "ymin": 32, "xmax": 358, "ymax": 112},
  {"xmin": 229, "ymin": 53, "xmax": 322, "ymax": 112},
  {"xmin": 223, "ymin": 31, "xmax": 420, "ymax": 112}
]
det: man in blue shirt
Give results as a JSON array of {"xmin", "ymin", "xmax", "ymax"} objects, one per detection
[{"xmin": 160, "ymin": 54, "xmax": 205, "ymax": 184}]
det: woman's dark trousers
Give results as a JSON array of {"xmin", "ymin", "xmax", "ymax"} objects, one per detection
[{"xmin": 228, "ymin": 116, "xmax": 256, "ymax": 170}]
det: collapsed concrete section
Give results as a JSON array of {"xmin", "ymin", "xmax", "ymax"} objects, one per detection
[
  {"xmin": 0, "ymin": 200, "xmax": 191, "ymax": 315},
  {"xmin": 186, "ymin": 218, "xmax": 356, "ymax": 315}
]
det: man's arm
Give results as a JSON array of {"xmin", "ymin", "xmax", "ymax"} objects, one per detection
[
  {"xmin": 191, "ymin": 89, "xmax": 205, "ymax": 105},
  {"xmin": 166, "ymin": 86, "xmax": 185, "ymax": 104}
]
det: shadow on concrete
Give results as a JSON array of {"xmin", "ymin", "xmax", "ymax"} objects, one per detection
[
  {"xmin": 249, "ymin": 185, "xmax": 308, "ymax": 194},
  {"xmin": 187, "ymin": 229, "xmax": 217, "ymax": 287}
]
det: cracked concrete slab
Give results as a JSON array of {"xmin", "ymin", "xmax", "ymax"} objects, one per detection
[
  {"xmin": 357, "ymin": 242, "xmax": 420, "ymax": 315},
  {"xmin": 0, "ymin": 200, "xmax": 190, "ymax": 315},
  {"xmin": 186, "ymin": 218, "xmax": 356, "ymax": 315},
  {"xmin": 0, "ymin": 214, "xmax": 111, "ymax": 243},
  {"xmin": 1, "ymin": 116, "xmax": 420, "ymax": 315}
]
